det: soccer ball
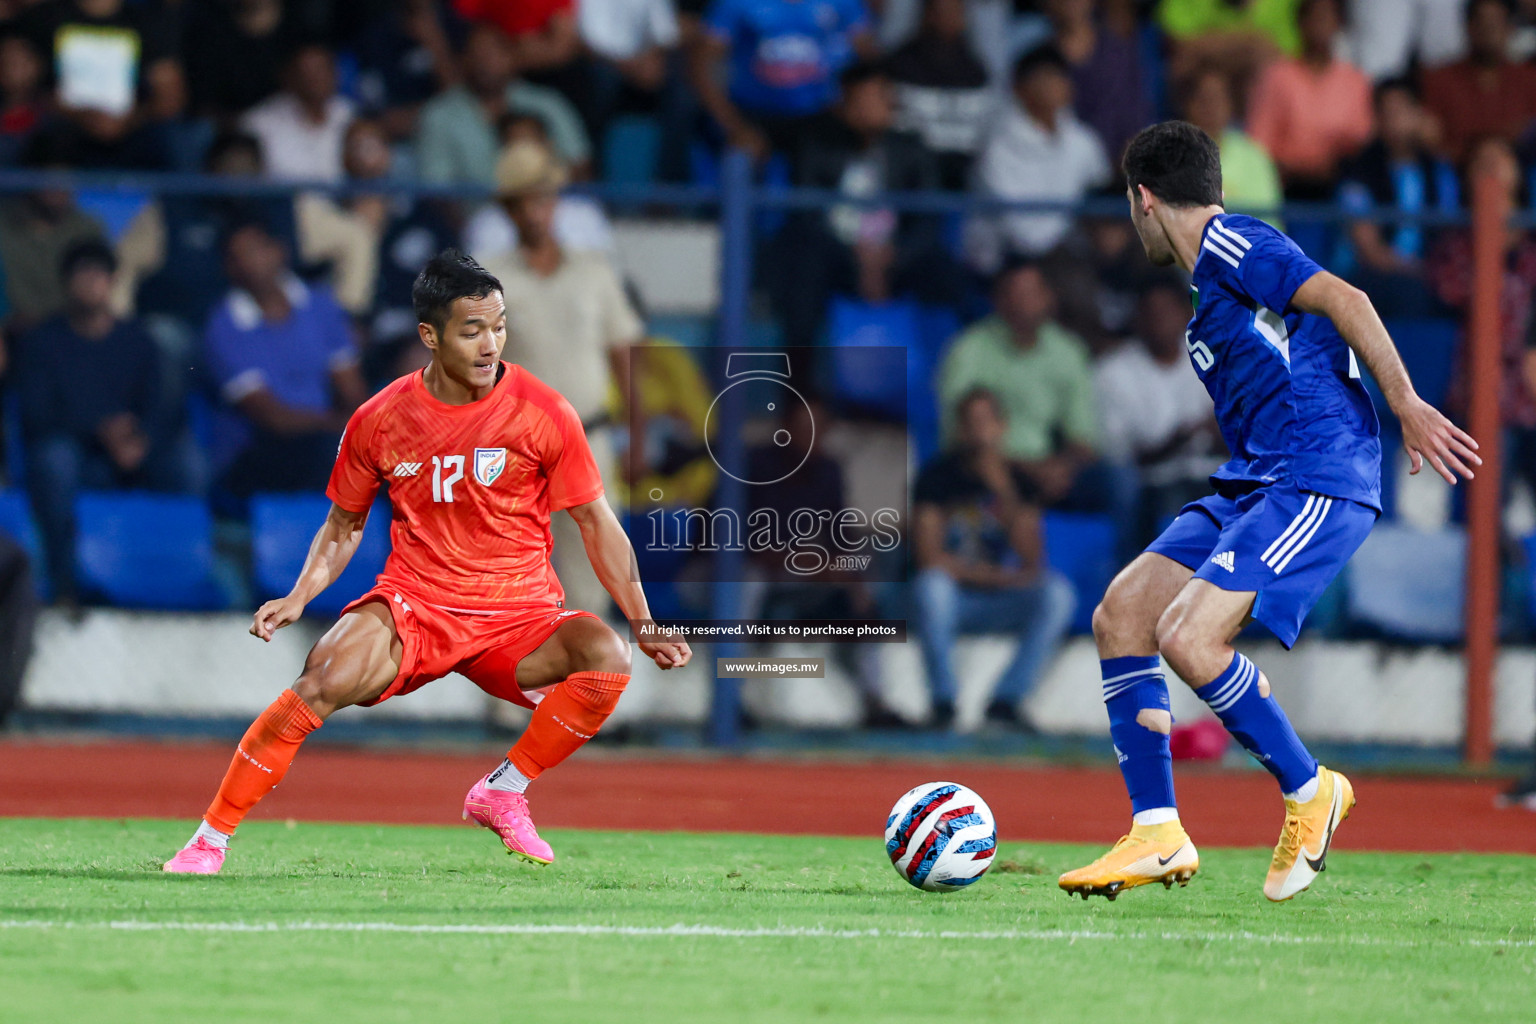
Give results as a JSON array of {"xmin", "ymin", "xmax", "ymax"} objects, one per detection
[{"xmin": 884, "ymin": 782, "xmax": 997, "ymax": 892}]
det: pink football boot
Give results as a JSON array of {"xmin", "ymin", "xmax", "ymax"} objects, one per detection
[
  {"xmin": 162, "ymin": 837, "xmax": 226, "ymax": 874},
  {"xmin": 463, "ymin": 777, "xmax": 554, "ymax": 864}
]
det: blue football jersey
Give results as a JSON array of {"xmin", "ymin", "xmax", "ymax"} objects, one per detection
[{"xmin": 1185, "ymin": 214, "xmax": 1381, "ymax": 509}]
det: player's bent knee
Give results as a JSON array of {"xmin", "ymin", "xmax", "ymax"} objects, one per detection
[
  {"xmin": 292, "ymin": 643, "xmax": 370, "ymax": 718},
  {"xmin": 569, "ymin": 622, "xmax": 632, "ymax": 676}
]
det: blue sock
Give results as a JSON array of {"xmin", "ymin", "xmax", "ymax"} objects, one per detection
[
  {"xmin": 1199, "ymin": 652, "xmax": 1317, "ymax": 794},
  {"xmin": 1102, "ymin": 656, "xmax": 1176, "ymax": 814}
]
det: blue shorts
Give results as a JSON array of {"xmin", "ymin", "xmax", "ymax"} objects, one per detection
[{"xmin": 1146, "ymin": 482, "xmax": 1378, "ymax": 648}]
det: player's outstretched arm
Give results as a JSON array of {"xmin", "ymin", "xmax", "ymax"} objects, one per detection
[
  {"xmin": 1291, "ymin": 271, "xmax": 1482, "ymax": 485},
  {"xmin": 250, "ymin": 503, "xmax": 370, "ymax": 641},
  {"xmin": 566, "ymin": 497, "xmax": 692, "ymax": 670}
]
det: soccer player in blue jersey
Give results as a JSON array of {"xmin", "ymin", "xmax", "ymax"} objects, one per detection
[{"xmin": 1058, "ymin": 121, "xmax": 1481, "ymax": 902}]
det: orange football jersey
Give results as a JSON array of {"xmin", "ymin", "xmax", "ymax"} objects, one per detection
[{"xmin": 327, "ymin": 363, "xmax": 604, "ymax": 611}]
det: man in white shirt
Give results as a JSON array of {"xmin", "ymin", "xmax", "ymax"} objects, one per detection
[
  {"xmin": 966, "ymin": 44, "xmax": 1109, "ymax": 270},
  {"xmin": 577, "ymin": 0, "xmax": 683, "ymax": 148},
  {"xmin": 241, "ymin": 44, "xmax": 356, "ymax": 183},
  {"xmin": 480, "ymin": 140, "xmax": 643, "ymax": 615},
  {"xmin": 1093, "ymin": 275, "xmax": 1223, "ymax": 547}
]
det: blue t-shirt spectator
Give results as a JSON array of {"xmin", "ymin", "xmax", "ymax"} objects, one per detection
[
  {"xmin": 203, "ymin": 277, "xmax": 355, "ymax": 475},
  {"xmin": 706, "ymin": 0, "xmax": 870, "ymax": 117}
]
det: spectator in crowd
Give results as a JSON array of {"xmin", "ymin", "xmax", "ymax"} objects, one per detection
[
  {"xmin": 480, "ymin": 139, "xmax": 642, "ymax": 614},
  {"xmin": 353, "ymin": 0, "xmax": 461, "ymax": 142},
  {"xmin": 938, "ymin": 258, "xmax": 1120, "ymax": 522},
  {"xmin": 116, "ymin": 132, "xmax": 297, "ymax": 330},
  {"xmin": 1429, "ymin": 135, "xmax": 1536, "ymax": 472},
  {"xmin": 1094, "ymin": 275, "xmax": 1223, "ymax": 547},
  {"xmin": 1159, "ymin": 0, "xmax": 1300, "ymax": 82},
  {"xmin": 111, "ymin": 132, "xmax": 315, "ymax": 332},
  {"xmin": 1351, "ymin": 0, "xmax": 1468, "ymax": 80},
  {"xmin": 0, "ymin": 143, "xmax": 107, "ymax": 332},
  {"xmin": 1513, "ymin": 0, "xmax": 1536, "ymax": 59},
  {"xmin": 203, "ymin": 218, "xmax": 367, "ymax": 501},
  {"xmin": 1181, "ymin": 64, "xmax": 1283, "ymax": 224},
  {"xmin": 15, "ymin": 240, "xmax": 203, "ymax": 602},
  {"xmin": 576, "ymin": 0, "xmax": 682, "ymax": 136},
  {"xmin": 1037, "ymin": 0, "xmax": 1154, "ymax": 166},
  {"xmin": 741, "ymin": 395, "xmax": 901, "ymax": 728},
  {"xmin": 453, "ymin": 0, "xmax": 581, "ymax": 77},
  {"xmin": 181, "ymin": 0, "xmax": 292, "ymax": 117},
  {"xmin": 967, "ymin": 45, "xmax": 1110, "ymax": 269},
  {"xmin": 416, "ymin": 22, "xmax": 591, "ymax": 185},
  {"xmin": 0, "ymin": 31, "xmax": 46, "ymax": 165},
  {"xmin": 1424, "ymin": 0, "xmax": 1536, "ymax": 165},
  {"xmin": 912, "ymin": 388, "xmax": 1077, "ymax": 731},
  {"xmin": 11, "ymin": 0, "xmax": 184, "ymax": 169},
  {"xmin": 336, "ymin": 117, "xmax": 458, "ymax": 346},
  {"xmin": 884, "ymin": 0, "xmax": 993, "ymax": 191},
  {"xmin": 618, "ymin": 295, "xmax": 716, "ymax": 510},
  {"xmin": 767, "ymin": 61, "xmax": 958, "ymax": 349},
  {"xmin": 462, "ymin": 111, "xmax": 616, "ymax": 258},
  {"xmin": 690, "ymin": 0, "xmax": 873, "ymax": 164},
  {"xmin": 1337, "ymin": 78, "xmax": 1457, "ymax": 317},
  {"xmin": 1247, "ymin": 0, "xmax": 1373, "ymax": 200},
  {"xmin": 240, "ymin": 43, "xmax": 356, "ymax": 183}
]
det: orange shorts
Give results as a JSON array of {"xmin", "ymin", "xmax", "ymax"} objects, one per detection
[{"xmin": 342, "ymin": 585, "xmax": 600, "ymax": 710}]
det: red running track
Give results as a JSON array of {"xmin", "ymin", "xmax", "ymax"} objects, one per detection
[{"xmin": 1, "ymin": 740, "xmax": 1531, "ymax": 854}]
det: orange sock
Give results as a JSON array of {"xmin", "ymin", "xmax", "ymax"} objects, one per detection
[
  {"xmin": 204, "ymin": 689, "xmax": 323, "ymax": 834},
  {"xmin": 507, "ymin": 671, "xmax": 630, "ymax": 779}
]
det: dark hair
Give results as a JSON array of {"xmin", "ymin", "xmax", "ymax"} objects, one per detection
[
  {"xmin": 205, "ymin": 131, "xmax": 263, "ymax": 173},
  {"xmin": 1296, "ymin": 0, "xmax": 1341, "ymax": 26},
  {"xmin": 60, "ymin": 238, "xmax": 117, "ymax": 281},
  {"xmin": 497, "ymin": 109, "xmax": 550, "ymax": 142},
  {"xmin": 220, "ymin": 214, "xmax": 278, "ymax": 255},
  {"xmin": 839, "ymin": 59, "xmax": 886, "ymax": 93},
  {"xmin": 1373, "ymin": 75, "xmax": 1419, "ymax": 105},
  {"xmin": 1122, "ymin": 120, "xmax": 1223, "ymax": 209},
  {"xmin": 1012, "ymin": 43, "xmax": 1069, "ymax": 85},
  {"xmin": 992, "ymin": 251, "xmax": 1045, "ymax": 291},
  {"xmin": 1467, "ymin": 0, "xmax": 1514, "ymax": 25},
  {"xmin": 955, "ymin": 387, "xmax": 1003, "ymax": 420},
  {"xmin": 412, "ymin": 249, "xmax": 503, "ymax": 331}
]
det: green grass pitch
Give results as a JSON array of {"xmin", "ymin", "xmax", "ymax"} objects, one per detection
[{"xmin": 2, "ymin": 819, "xmax": 1532, "ymax": 1023}]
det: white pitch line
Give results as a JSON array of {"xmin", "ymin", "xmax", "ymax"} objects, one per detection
[{"xmin": 1, "ymin": 920, "xmax": 1532, "ymax": 949}]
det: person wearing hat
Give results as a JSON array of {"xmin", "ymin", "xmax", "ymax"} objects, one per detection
[
  {"xmin": 13, "ymin": 239, "xmax": 203, "ymax": 603},
  {"xmin": 482, "ymin": 139, "xmax": 643, "ymax": 618}
]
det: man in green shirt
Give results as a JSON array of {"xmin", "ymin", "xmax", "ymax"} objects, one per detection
[
  {"xmin": 1181, "ymin": 65, "xmax": 1283, "ymax": 228},
  {"xmin": 1160, "ymin": 0, "xmax": 1302, "ymax": 83},
  {"xmin": 938, "ymin": 257, "xmax": 1138, "ymax": 551},
  {"xmin": 416, "ymin": 23, "xmax": 591, "ymax": 186}
]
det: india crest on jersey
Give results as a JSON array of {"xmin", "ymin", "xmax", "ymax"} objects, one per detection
[{"xmin": 474, "ymin": 447, "xmax": 507, "ymax": 486}]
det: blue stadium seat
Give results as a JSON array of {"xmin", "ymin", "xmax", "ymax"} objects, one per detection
[
  {"xmin": 75, "ymin": 492, "xmax": 228, "ymax": 610},
  {"xmin": 1345, "ymin": 523, "xmax": 1465, "ymax": 641},
  {"xmin": 603, "ymin": 115, "xmax": 662, "ymax": 186},
  {"xmin": 827, "ymin": 297, "xmax": 921, "ymax": 419},
  {"xmin": 911, "ymin": 305, "xmax": 961, "ymax": 463},
  {"xmin": 0, "ymin": 488, "xmax": 47, "ymax": 596},
  {"xmin": 1042, "ymin": 512, "xmax": 1118, "ymax": 633},
  {"xmin": 252, "ymin": 493, "xmax": 391, "ymax": 617}
]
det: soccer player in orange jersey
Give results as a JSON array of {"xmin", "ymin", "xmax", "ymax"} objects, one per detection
[{"xmin": 164, "ymin": 251, "xmax": 691, "ymax": 874}]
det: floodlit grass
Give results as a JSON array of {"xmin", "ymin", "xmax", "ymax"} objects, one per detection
[{"xmin": 1, "ymin": 819, "xmax": 1532, "ymax": 1023}]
